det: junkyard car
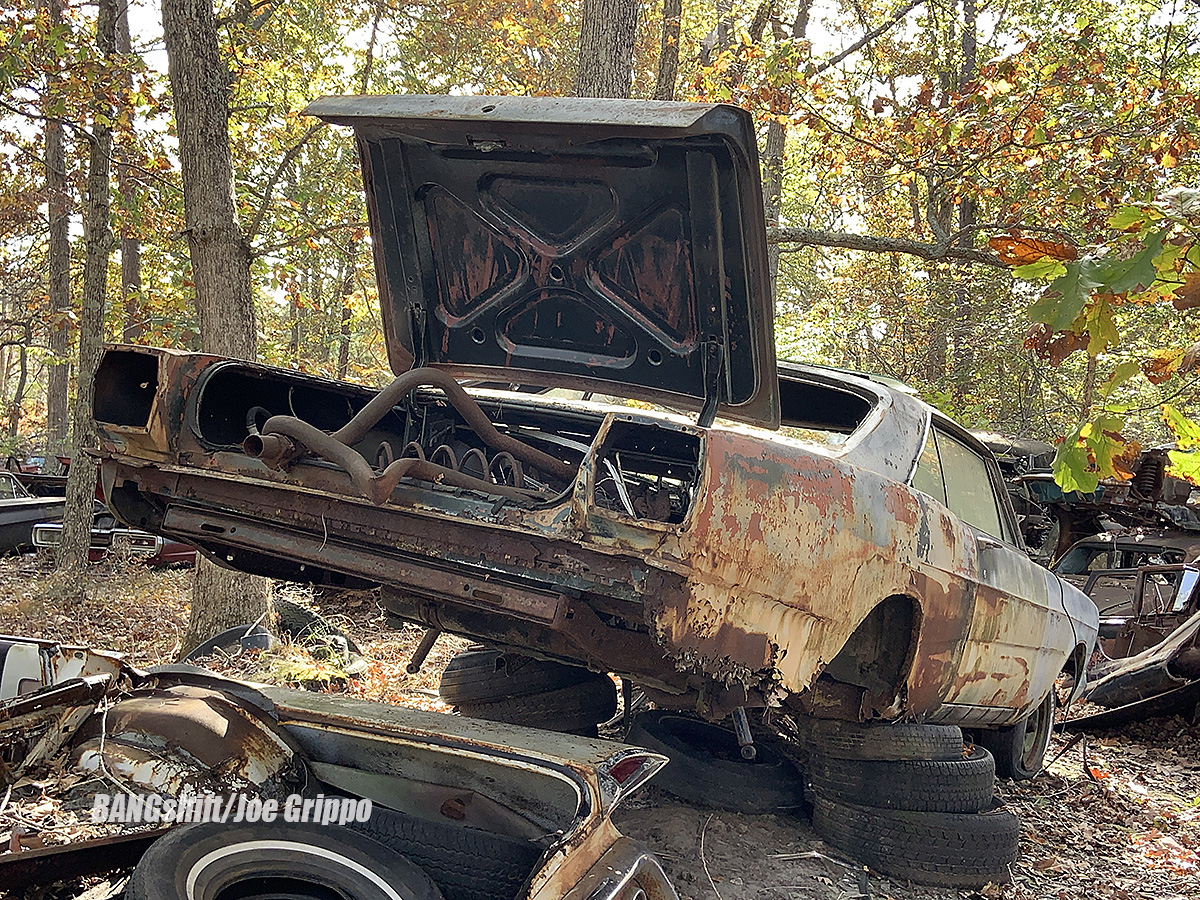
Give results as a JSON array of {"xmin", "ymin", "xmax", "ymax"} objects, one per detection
[
  {"xmin": 0, "ymin": 471, "xmax": 64, "ymax": 554},
  {"xmin": 0, "ymin": 640, "xmax": 674, "ymax": 900},
  {"xmin": 1067, "ymin": 563, "xmax": 1200, "ymax": 728},
  {"xmin": 31, "ymin": 504, "xmax": 196, "ymax": 566},
  {"xmin": 91, "ymin": 97, "xmax": 1098, "ymax": 754},
  {"xmin": 1053, "ymin": 528, "xmax": 1200, "ymax": 630}
]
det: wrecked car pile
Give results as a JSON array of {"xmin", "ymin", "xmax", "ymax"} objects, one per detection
[
  {"xmin": 1060, "ymin": 563, "xmax": 1200, "ymax": 729},
  {"xmin": 1, "ymin": 638, "xmax": 675, "ymax": 900},
  {"xmin": 86, "ymin": 95, "xmax": 1100, "ymax": 886}
]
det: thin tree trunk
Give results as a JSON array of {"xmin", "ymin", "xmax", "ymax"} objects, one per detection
[
  {"xmin": 950, "ymin": 0, "xmax": 977, "ymax": 408},
  {"xmin": 8, "ymin": 345, "xmax": 26, "ymax": 439},
  {"xmin": 116, "ymin": 0, "xmax": 144, "ymax": 344},
  {"xmin": 57, "ymin": 0, "xmax": 116, "ymax": 580},
  {"xmin": 44, "ymin": 0, "xmax": 70, "ymax": 474},
  {"xmin": 0, "ymin": 326, "xmax": 31, "ymax": 439},
  {"xmin": 762, "ymin": 0, "xmax": 810, "ymax": 310},
  {"xmin": 653, "ymin": 0, "xmax": 682, "ymax": 100},
  {"xmin": 163, "ymin": 0, "xmax": 272, "ymax": 653},
  {"xmin": 573, "ymin": 0, "xmax": 638, "ymax": 98},
  {"xmin": 336, "ymin": 236, "xmax": 357, "ymax": 379}
]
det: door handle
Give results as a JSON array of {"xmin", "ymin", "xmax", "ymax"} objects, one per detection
[{"xmin": 976, "ymin": 533, "xmax": 1002, "ymax": 551}]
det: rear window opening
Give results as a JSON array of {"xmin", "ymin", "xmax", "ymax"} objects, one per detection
[{"xmin": 777, "ymin": 374, "xmax": 874, "ymax": 447}]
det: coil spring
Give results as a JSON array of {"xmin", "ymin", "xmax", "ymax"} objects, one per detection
[
  {"xmin": 1131, "ymin": 450, "xmax": 1166, "ymax": 499},
  {"xmin": 375, "ymin": 441, "xmax": 525, "ymax": 488}
]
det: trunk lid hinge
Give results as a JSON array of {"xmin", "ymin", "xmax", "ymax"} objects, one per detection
[
  {"xmin": 697, "ymin": 338, "xmax": 725, "ymax": 429},
  {"xmin": 410, "ymin": 304, "xmax": 427, "ymax": 368}
]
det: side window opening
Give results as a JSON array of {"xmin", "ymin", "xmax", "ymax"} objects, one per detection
[
  {"xmin": 935, "ymin": 431, "xmax": 1005, "ymax": 539},
  {"xmin": 0, "ymin": 474, "xmax": 18, "ymax": 500},
  {"xmin": 910, "ymin": 427, "xmax": 1009, "ymax": 541}
]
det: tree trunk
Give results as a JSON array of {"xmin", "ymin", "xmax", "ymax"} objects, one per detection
[
  {"xmin": 3, "ymin": 325, "xmax": 32, "ymax": 439},
  {"xmin": 653, "ymin": 0, "xmax": 682, "ymax": 100},
  {"xmin": 950, "ymin": 0, "xmax": 977, "ymax": 409},
  {"xmin": 56, "ymin": 0, "xmax": 116, "ymax": 580},
  {"xmin": 116, "ymin": 0, "xmax": 144, "ymax": 345},
  {"xmin": 44, "ymin": 0, "xmax": 70, "ymax": 474},
  {"xmin": 336, "ymin": 236, "xmax": 357, "ymax": 379},
  {"xmin": 761, "ymin": 0, "xmax": 810, "ymax": 310},
  {"xmin": 163, "ymin": 0, "xmax": 272, "ymax": 654},
  {"xmin": 572, "ymin": 0, "xmax": 638, "ymax": 98}
]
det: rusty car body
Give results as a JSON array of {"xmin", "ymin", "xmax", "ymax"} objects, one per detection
[
  {"xmin": 91, "ymin": 96, "xmax": 1097, "ymax": 735},
  {"xmin": 1065, "ymin": 563, "xmax": 1200, "ymax": 728},
  {"xmin": 2, "ymin": 654, "xmax": 675, "ymax": 900}
]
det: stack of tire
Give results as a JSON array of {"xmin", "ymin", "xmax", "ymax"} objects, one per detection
[
  {"xmin": 801, "ymin": 719, "xmax": 1020, "ymax": 887},
  {"xmin": 439, "ymin": 647, "xmax": 617, "ymax": 736}
]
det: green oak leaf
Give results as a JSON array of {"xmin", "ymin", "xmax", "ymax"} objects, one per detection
[
  {"xmin": 1029, "ymin": 263, "xmax": 1097, "ymax": 331},
  {"xmin": 1167, "ymin": 449, "xmax": 1200, "ymax": 485},
  {"xmin": 1163, "ymin": 405, "xmax": 1200, "ymax": 451},
  {"xmin": 1100, "ymin": 361, "xmax": 1143, "ymax": 398}
]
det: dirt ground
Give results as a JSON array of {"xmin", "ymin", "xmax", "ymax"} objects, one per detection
[{"xmin": 1, "ymin": 558, "xmax": 1197, "ymax": 900}]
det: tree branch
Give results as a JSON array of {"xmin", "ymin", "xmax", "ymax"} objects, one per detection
[
  {"xmin": 254, "ymin": 220, "xmax": 368, "ymax": 257},
  {"xmin": 814, "ymin": 0, "xmax": 925, "ymax": 74},
  {"xmin": 768, "ymin": 226, "xmax": 1008, "ymax": 267},
  {"xmin": 246, "ymin": 123, "xmax": 323, "ymax": 244}
]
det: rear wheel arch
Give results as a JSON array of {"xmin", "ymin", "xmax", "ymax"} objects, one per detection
[{"xmin": 821, "ymin": 594, "xmax": 923, "ymax": 713}]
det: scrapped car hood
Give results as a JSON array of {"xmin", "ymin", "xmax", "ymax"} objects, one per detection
[{"xmin": 304, "ymin": 95, "xmax": 780, "ymax": 428}]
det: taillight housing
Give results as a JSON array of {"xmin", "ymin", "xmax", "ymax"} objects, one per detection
[{"xmin": 597, "ymin": 749, "xmax": 668, "ymax": 812}]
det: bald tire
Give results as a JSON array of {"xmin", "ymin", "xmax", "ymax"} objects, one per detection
[
  {"xmin": 797, "ymin": 717, "xmax": 965, "ymax": 761},
  {"xmin": 627, "ymin": 711, "xmax": 804, "ymax": 814},
  {"xmin": 811, "ymin": 795, "xmax": 1020, "ymax": 887},
  {"xmin": 807, "ymin": 745, "xmax": 996, "ymax": 812}
]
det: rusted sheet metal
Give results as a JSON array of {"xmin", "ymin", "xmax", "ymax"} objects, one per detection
[
  {"xmin": 1, "ymin": 676, "xmax": 114, "ymax": 781},
  {"xmin": 648, "ymin": 429, "xmax": 976, "ymax": 707},
  {"xmin": 0, "ymin": 635, "xmax": 126, "ymax": 694},
  {"xmin": 94, "ymin": 345, "xmax": 1094, "ymax": 727},
  {"xmin": 0, "ymin": 826, "xmax": 172, "ymax": 893},
  {"xmin": 71, "ymin": 684, "xmax": 309, "ymax": 799},
  {"xmin": 592, "ymin": 421, "xmax": 1079, "ymax": 723}
]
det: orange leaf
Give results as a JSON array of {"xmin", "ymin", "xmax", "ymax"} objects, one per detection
[
  {"xmin": 1089, "ymin": 767, "xmax": 1110, "ymax": 780},
  {"xmin": 1143, "ymin": 353, "xmax": 1181, "ymax": 385},
  {"xmin": 1172, "ymin": 272, "xmax": 1200, "ymax": 310},
  {"xmin": 989, "ymin": 236, "xmax": 1079, "ymax": 265}
]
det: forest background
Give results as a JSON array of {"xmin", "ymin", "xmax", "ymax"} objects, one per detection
[{"xmin": 2, "ymin": 0, "xmax": 1200, "ymax": 523}]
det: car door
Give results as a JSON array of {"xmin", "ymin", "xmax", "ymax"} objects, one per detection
[{"xmin": 913, "ymin": 425, "xmax": 1071, "ymax": 724}]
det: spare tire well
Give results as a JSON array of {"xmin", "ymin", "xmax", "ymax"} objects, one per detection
[{"xmin": 821, "ymin": 595, "xmax": 920, "ymax": 712}]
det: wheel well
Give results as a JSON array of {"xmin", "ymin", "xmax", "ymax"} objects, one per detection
[
  {"xmin": 822, "ymin": 595, "xmax": 921, "ymax": 711},
  {"xmin": 1060, "ymin": 641, "xmax": 1090, "ymax": 704}
]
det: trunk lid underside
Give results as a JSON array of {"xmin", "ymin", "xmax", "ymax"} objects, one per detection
[{"xmin": 304, "ymin": 95, "xmax": 779, "ymax": 429}]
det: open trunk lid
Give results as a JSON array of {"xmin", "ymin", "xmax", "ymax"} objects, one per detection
[{"xmin": 304, "ymin": 95, "xmax": 780, "ymax": 428}]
